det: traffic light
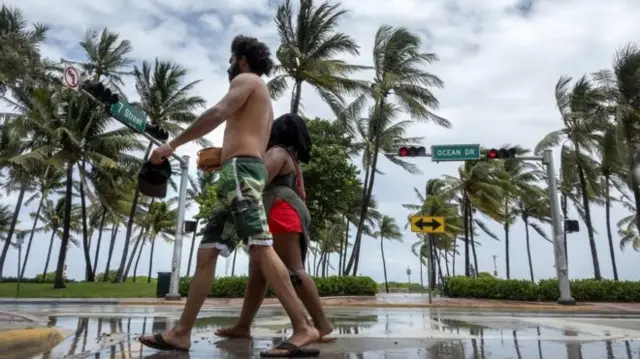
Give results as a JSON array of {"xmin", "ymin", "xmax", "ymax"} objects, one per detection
[
  {"xmin": 145, "ymin": 123, "xmax": 169, "ymax": 141},
  {"xmin": 398, "ymin": 146, "xmax": 427, "ymax": 157},
  {"xmin": 486, "ymin": 147, "xmax": 517, "ymax": 160},
  {"xmin": 81, "ymin": 80, "xmax": 119, "ymax": 106},
  {"xmin": 564, "ymin": 219, "xmax": 579, "ymax": 233}
]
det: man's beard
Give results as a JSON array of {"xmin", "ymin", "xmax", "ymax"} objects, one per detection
[{"xmin": 227, "ymin": 63, "xmax": 241, "ymax": 81}]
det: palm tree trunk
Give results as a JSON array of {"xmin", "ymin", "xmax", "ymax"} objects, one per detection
[
  {"xmin": 290, "ymin": 79, "xmax": 303, "ymax": 114},
  {"xmin": 133, "ymin": 239, "xmax": 146, "ymax": 282},
  {"xmin": 463, "ymin": 194, "xmax": 470, "ymax": 276},
  {"xmin": 313, "ymin": 248, "xmax": 318, "ymax": 276},
  {"xmin": 20, "ymin": 193, "xmax": 46, "ymax": 278},
  {"xmin": 345, "ymin": 164, "xmax": 370, "ymax": 276},
  {"xmin": 124, "ymin": 228, "xmax": 148, "ymax": 281},
  {"xmin": 0, "ymin": 183, "xmax": 27, "ymax": 277},
  {"xmin": 436, "ymin": 249, "xmax": 444, "ymax": 286},
  {"xmin": 419, "ymin": 248, "xmax": 424, "ymax": 287},
  {"xmin": 576, "ymin": 162, "xmax": 601, "ymax": 280},
  {"xmin": 452, "ymin": 243, "xmax": 457, "ymax": 276},
  {"xmin": 54, "ymin": 162, "xmax": 74, "ymax": 288},
  {"xmin": 604, "ymin": 176, "xmax": 618, "ymax": 281},
  {"xmin": 79, "ymin": 161, "xmax": 94, "ymax": 281},
  {"xmin": 429, "ymin": 237, "xmax": 437, "ymax": 290},
  {"xmin": 186, "ymin": 219, "xmax": 199, "ymax": 276},
  {"xmin": 504, "ymin": 201, "xmax": 511, "ymax": 279},
  {"xmin": 338, "ymin": 215, "xmax": 348, "ymax": 275},
  {"xmin": 42, "ymin": 230, "xmax": 57, "ymax": 280},
  {"xmin": 444, "ymin": 250, "xmax": 451, "ymax": 277},
  {"xmin": 91, "ymin": 208, "xmax": 107, "ymax": 277},
  {"xmin": 102, "ymin": 223, "xmax": 119, "ymax": 282},
  {"xmin": 231, "ymin": 248, "xmax": 238, "ymax": 276},
  {"xmin": 147, "ymin": 237, "xmax": 156, "ymax": 283},
  {"xmin": 561, "ymin": 193, "xmax": 569, "ymax": 267},
  {"xmin": 116, "ymin": 142, "xmax": 153, "ymax": 282},
  {"xmin": 347, "ymin": 97, "xmax": 385, "ymax": 276},
  {"xmin": 524, "ymin": 218, "xmax": 535, "ymax": 282},
  {"xmin": 469, "ymin": 208, "xmax": 478, "ymax": 275},
  {"xmin": 315, "ymin": 252, "xmax": 324, "ymax": 276},
  {"xmin": 623, "ymin": 123, "xmax": 640, "ymax": 235}
]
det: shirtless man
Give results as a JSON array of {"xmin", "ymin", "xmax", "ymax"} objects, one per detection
[{"xmin": 139, "ymin": 35, "xmax": 320, "ymax": 357}]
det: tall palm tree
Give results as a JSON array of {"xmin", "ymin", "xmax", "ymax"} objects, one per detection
[
  {"xmin": 114, "ymin": 59, "xmax": 206, "ymax": 283},
  {"xmin": 0, "ymin": 204, "xmax": 14, "ymax": 259},
  {"xmin": 536, "ymin": 75, "xmax": 607, "ymax": 280},
  {"xmin": 515, "ymin": 190, "xmax": 552, "ymax": 282},
  {"xmin": 20, "ymin": 167, "xmax": 64, "ymax": 277},
  {"xmin": 0, "ymin": 5, "xmax": 49, "ymax": 94},
  {"xmin": 27, "ymin": 198, "xmax": 81, "ymax": 279},
  {"xmin": 442, "ymin": 159, "xmax": 502, "ymax": 276},
  {"xmin": 345, "ymin": 25, "xmax": 450, "ymax": 276},
  {"xmin": 373, "ymin": 215, "xmax": 402, "ymax": 293},
  {"xmin": 596, "ymin": 127, "xmax": 626, "ymax": 281},
  {"xmin": 268, "ymin": 0, "xmax": 368, "ymax": 115},
  {"xmin": 144, "ymin": 199, "xmax": 177, "ymax": 283},
  {"xmin": 592, "ymin": 43, "xmax": 640, "ymax": 235},
  {"xmin": 496, "ymin": 147, "xmax": 545, "ymax": 279}
]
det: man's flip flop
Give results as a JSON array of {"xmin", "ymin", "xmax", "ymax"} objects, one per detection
[
  {"xmin": 138, "ymin": 333, "xmax": 189, "ymax": 352},
  {"xmin": 260, "ymin": 341, "xmax": 320, "ymax": 357}
]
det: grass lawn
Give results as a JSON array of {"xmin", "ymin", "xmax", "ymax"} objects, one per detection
[{"xmin": 0, "ymin": 281, "xmax": 158, "ymax": 298}]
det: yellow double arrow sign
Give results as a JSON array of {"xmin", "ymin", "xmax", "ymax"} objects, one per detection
[{"xmin": 410, "ymin": 216, "xmax": 445, "ymax": 233}]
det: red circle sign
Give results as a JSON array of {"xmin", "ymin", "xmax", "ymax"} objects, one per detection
[{"xmin": 64, "ymin": 66, "xmax": 79, "ymax": 88}]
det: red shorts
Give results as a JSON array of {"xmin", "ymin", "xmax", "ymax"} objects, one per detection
[{"xmin": 268, "ymin": 200, "xmax": 302, "ymax": 234}]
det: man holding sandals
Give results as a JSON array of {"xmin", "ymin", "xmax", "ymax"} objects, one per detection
[{"xmin": 139, "ymin": 35, "xmax": 320, "ymax": 357}]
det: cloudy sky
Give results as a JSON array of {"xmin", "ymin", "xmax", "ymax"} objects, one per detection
[{"xmin": 2, "ymin": 0, "xmax": 640, "ymax": 285}]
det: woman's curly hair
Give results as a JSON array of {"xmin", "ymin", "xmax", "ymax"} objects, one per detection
[
  {"xmin": 231, "ymin": 35, "xmax": 274, "ymax": 77},
  {"xmin": 268, "ymin": 113, "xmax": 312, "ymax": 164}
]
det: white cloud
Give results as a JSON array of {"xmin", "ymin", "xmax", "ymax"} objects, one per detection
[{"xmin": 2, "ymin": 0, "xmax": 639, "ymax": 285}]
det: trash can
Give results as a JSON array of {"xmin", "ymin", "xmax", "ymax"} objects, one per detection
[{"xmin": 156, "ymin": 272, "xmax": 171, "ymax": 298}]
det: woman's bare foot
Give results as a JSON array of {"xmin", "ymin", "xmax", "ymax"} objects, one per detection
[
  {"xmin": 138, "ymin": 329, "xmax": 191, "ymax": 351},
  {"xmin": 316, "ymin": 323, "xmax": 336, "ymax": 343},
  {"xmin": 214, "ymin": 326, "xmax": 252, "ymax": 339},
  {"xmin": 262, "ymin": 326, "xmax": 320, "ymax": 356}
]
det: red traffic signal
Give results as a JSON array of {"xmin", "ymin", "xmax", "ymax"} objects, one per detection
[
  {"xmin": 81, "ymin": 80, "xmax": 119, "ymax": 105},
  {"xmin": 398, "ymin": 146, "xmax": 426, "ymax": 157},
  {"xmin": 486, "ymin": 147, "xmax": 517, "ymax": 159}
]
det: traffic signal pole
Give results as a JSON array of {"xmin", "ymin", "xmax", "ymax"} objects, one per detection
[
  {"xmin": 78, "ymin": 85, "xmax": 189, "ymax": 301},
  {"xmin": 391, "ymin": 147, "xmax": 574, "ymax": 305}
]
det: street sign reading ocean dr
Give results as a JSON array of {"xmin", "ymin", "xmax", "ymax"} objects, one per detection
[{"xmin": 430, "ymin": 144, "xmax": 481, "ymax": 162}]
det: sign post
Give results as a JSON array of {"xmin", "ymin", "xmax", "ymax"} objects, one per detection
[
  {"xmin": 430, "ymin": 144, "xmax": 480, "ymax": 162},
  {"xmin": 410, "ymin": 216, "xmax": 445, "ymax": 234}
]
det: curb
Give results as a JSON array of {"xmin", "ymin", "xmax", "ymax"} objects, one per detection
[{"xmin": 0, "ymin": 327, "xmax": 68, "ymax": 359}]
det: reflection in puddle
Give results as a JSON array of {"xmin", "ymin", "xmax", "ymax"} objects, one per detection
[{"xmin": 32, "ymin": 309, "xmax": 640, "ymax": 359}]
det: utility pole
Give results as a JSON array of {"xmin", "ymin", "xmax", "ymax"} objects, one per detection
[{"xmin": 492, "ymin": 255, "xmax": 498, "ymax": 277}]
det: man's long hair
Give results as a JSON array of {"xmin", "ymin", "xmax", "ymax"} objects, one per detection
[{"xmin": 268, "ymin": 113, "xmax": 312, "ymax": 164}]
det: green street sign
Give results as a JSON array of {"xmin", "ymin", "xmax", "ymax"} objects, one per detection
[
  {"xmin": 110, "ymin": 100, "xmax": 147, "ymax": 133},
  {"xmin": 431, "ymin": 144, "xmax": 480, "ymax": 162}
]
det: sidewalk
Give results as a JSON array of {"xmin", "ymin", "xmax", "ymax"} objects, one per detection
[
  {"xmin": 0, "ymin": 311, "xmax": 70, "ymax": 359},
  {"xmin": 2, "ymin": 295, "xmax": 640, "ymax": 313}
]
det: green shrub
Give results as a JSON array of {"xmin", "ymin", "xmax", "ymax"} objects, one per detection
[
  {"xmin": 179, "ymin": 275, "xmax": 378, "ymax": 298},
  {"xmin": 0, "ymin": 272, "xmax": 75, "ymax": 283},
  {"xmin": 443, "ymin": 276, "xmax": 640, "ymax": 302}
]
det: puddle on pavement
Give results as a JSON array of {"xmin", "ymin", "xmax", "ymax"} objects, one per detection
[{"xmin": 18, "ymin": 307, "xmax": 640, "ymax": 359}]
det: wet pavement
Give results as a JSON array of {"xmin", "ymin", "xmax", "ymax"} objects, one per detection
[{"xmin": 3, "ymin": 303, "xmax": 640, "ymax": 359}]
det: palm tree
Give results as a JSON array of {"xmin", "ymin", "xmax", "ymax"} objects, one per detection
[
  {"xmin": 268, "ymin": 0, "xmax": 369, "ymax": 115},
  {"xmin": 27, "ymin": 198, "xmax": 81, "ymax": 279},
  {"xmin": 345, "ymin": 25, "xmax": 450, "ymax": 276},
  {"xmin": 20, "ymin": 167, "xmax": 64, "ymax": 277},
  {"xmin": 0, "ymin": 5, "xmax": 49, "ymax": 94},
  {"xmin": 187, "ymin": 171, "xmax": 216, "ymax": 275},
  {"xmin": 596, "ymin": 127, "xmax": 626, "ymax": 281},
  {"xmin": 592, "ymin": 43, "xmax": 640, "ymax": 235},
  {"xmin": 403, "ymin": 178, "xmax": 463, "ymax": 287},
  {"xmin": 496, "ymin": 147, "xmax": 545, "ymax": 279},
  {"xmin": 114, "ymin": 59, "xmax": 206, "ymax": 283},
  {"xmin": 536, "ymin": 75, "xmax": 607, "ymax": 280},
  {"xmin": 341, "ymin": 193, "xmax": 380, "ymax": 276},
  {"xmin": 442, "ymin": 160, "xmax": 502, "ymax": 276},
  {"xmin": 144, "ymin": 199, "xmax": 177, "ymax": 283},
  {"xmin": 373, "ymin": 215, "xmax": 402, "ymax": 293},
  {"xmin": 618, "ymin": 200, "xmax": 640, "ymax": 252},
  {"xmin": 515, "ymin": 190, "xmax": 552, "ymax": 282},
  {"xmin": 0, "ymin": 205, "xmax": 14, "ymax": 258}
]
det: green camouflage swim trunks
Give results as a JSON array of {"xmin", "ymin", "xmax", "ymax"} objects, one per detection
[{"xmin": 199, "ymin": 156, "xmax": 272, "ymax": 257}]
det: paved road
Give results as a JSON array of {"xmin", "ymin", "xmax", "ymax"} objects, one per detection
[{"xmin": 4, "ymin": 303, "xmax": 640, "ymax": 358}]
